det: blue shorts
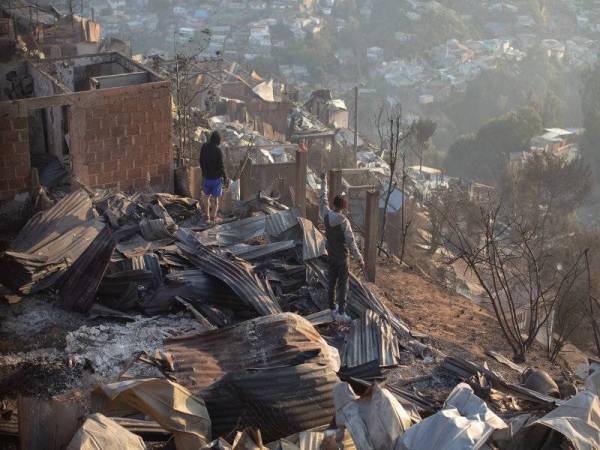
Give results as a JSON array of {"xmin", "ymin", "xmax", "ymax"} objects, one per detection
[{"xmin": 203, "ymin": 178, "xmax": 223, "ymax": 197}]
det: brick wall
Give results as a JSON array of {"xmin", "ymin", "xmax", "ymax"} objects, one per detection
[
  {"xmin": 72, "ymin": 82, "xmax": 172, "ymax": 191},
  {"xmin": 0, "ymin": 117, "xmax": 30, "ymax": 200}
]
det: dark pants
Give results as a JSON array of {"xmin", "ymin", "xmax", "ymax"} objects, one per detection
[{"xmin": 328, "ymin": 259, "xmax": 349, "ymax": 313}]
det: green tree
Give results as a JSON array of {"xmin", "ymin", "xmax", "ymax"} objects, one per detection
[{"xmin": 445, "ymin": 107, "xmax": 543, "ymax": 181}]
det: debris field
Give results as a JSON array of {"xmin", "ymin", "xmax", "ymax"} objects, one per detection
[{"xmin": 0, "ymin": 187, "xmax": 599, "ymax": 450}]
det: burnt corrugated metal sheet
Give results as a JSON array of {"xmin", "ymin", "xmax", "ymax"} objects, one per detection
[
  {"xmin": 176, "ymin": 229, "xmax": 281, "ymax": 316},
  {"xmin": 341, "ymin": 310, "xmax": 401, "ymax": 369},
  {"xmin": 197, "ymin": 215, "xmax": 267, "ymax": 246},
  {"xmin": 98, "ymin": 270, "xmax": 157, "ymax": 311},
  {"xmin": 139, "ymin": 218, "xmax": 174, "ymax": 241},
  {"xmin": 306, "ymin": 260, "xmax": 410, "ymax": 338},
  {"xmin": 165, "ymin": 313, "xmax": 335, "ymax": 393},
  {"xmin": 202, "ymin": 362, "xmax": 337, "ymax": 443},
  {"xmin": 297, "ymin": 218, "xmax": 326, "ymax": 261},
  {"xmin": 0, "ymin": 190, "xmax": 104, "ymax": 293},
  {"xmin": 265, "ymin": 209, "xmax": 301, "ymax": 239},
  {"xmin": 165, "ymin": 269, "xmax": 248, "ymax": 313},
  {"xmin": 59, "ymin": 226, "xmax": 116, "ymax": 312},
  {"xmin": 226, "ymin": 240, "xmax": 296, "ymax": 261},
  {"xmin": 98, "ymin": 254, "xmax": 163, "ymax": 312}
]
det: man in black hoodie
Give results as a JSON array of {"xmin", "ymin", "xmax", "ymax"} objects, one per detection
[{"xmin": 200, "ymin": 131, "xmax": 227, "ymax": 222}]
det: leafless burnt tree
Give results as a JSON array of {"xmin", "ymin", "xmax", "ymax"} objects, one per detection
[
  {"xmin": 441, "ymin": 199, "xmax": 586, "ymax": 361},
  {"xmin": 378, "ymin": 108, "xmax": 416, "ymax": 262}
]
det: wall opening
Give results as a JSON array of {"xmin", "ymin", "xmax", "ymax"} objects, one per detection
[{"xmin": 27, "ymin": 105, "xmax": 71, "ymax": 188}]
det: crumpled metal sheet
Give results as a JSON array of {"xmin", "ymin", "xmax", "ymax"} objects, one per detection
[
  {"xmin": 226, "ymin": 240, "xmax": 296, "ymax": 261},
  {"xmin": 97, "ymin": 253, "xmax": 163, "ymax": 312},
  {"xmin": 517, "ymin": 391, "xmax": 600, "ymax": 450},
  {"xmin": 265, "ymin": 208, "xmax": 301, "ymax": 239},
  {"xmin": 306, "ymin": 260, "xmax": 423, "ymax": 358},
  {"xmin": 341, "ymin": 309, "xmax": 402, "ymax": 369},
  {"xmin": 95, "ymin": 191, "xmax": 145, "ymax": 228},
  {"xmin": 306, "ymin": 260, "xmax": 410, "ymax": 335},
  {"xmin": 394, "ymin": 383, "xmax": 506, "ymax": 450},
  {"xmin": 66, "ymin": 413, "xmax": 146, "ymax": 450},
  {"xmin": 197, "ymin": 215, "xmax": 267, "ymax": 246},
  {"xmin": 140, "ymin": 218, "xmax": 174, "ymax": 241},
  {"xmin": 166, "ymin": 269, "xmax": 247, "ymax": 314},
  {"xmin": 0, "ymin": 190, "xmax": 104, "ymax": 293},
  {"xmin": 97, "ymin": 378, "xmax": 211, "ymax": 450},
  {"xmin": 176, "ymin": 228, "xmax": 281, "ymax": 316},
  {"xmin": 441, "ymin": 357, "xmax": 562, "ymax": 408},
  {"xmin": 59, "ymin": 226, "xmax": 116, "ymax": 312},
  {"xmin": 166, "ymin": 313, "xmax": 340, "ymax": 443},
  {"xmin": 166, "ymin": 312, "xmax": 340, "ymax": 393},
  {"xmin": 267, "ymin": 428, "xmax": 355, "ymax": 450},
  {"xmin": 201, "ymin": 362, "xmax": 339, "ymax": 443},
  {"xmin": 297, "ymin": 218, "xmax": 327, "ymax": 261},
  {"xmin": 334, "ymin": 383, "xmax": 413, "ymax": 450}
]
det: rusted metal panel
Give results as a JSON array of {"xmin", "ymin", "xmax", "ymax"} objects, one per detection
[
  {"xmin": 176, "ymin": 228, "xmax": 281, "ymax": 316},
  {"xmin": 165, "ymin": 313, "xmax": 335, "ymax": 393},
  {"xmin": 202, "ymin": 362, "xmax": 337, "ymax": 443},
  {"xmin": 165, "ymin": 313, "xmax": 339, "ymax": 442}
]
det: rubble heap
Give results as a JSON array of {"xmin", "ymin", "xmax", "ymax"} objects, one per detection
[{"xmin": 0, "ymin": 187, "xmax": 599, "ymax": 450}]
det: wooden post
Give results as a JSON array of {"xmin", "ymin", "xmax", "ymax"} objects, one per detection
[
  {"xmin": 353, "ymin": 85, "xmax": 358, "ymax": 159},
  {"xmin": 364, "ymin": 189, "xmax": 379, "ymax": 282},
  {"xmin": 239, "ymin": 159, "xmax": 253, "ymax": 201},
  {"xmin": 295, "ymin": 147, "xmax": 307, "ymax": 217},
  {"xmin": 328, "ymin": 169, "xmax": 343, "ymax": 209},
  {"xmin": 188, "ymin": 166, "xmax": 202, "ymax": 200}
]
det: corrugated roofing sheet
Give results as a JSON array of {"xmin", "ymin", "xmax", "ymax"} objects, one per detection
[
  {"xmin": 297, "ymin": 218, "xmax": 327, "ymax": 261},
  {"xmin": 341, "ymin": 309, "xmax": 402, "ymax": 369},
  {"xmin": 226, "ymin": 240, "xmax": 296, "ymax": 261},
  {"xmin": 306, "ymin": 260, "xmax": 410, "ymax": 338},
  {"xmin": 265, "ymin": 209, "xmax": 301, "ymax": 239},
  {"xmin": 202, "ymin": 362, "xmax": 338, "ymax": 442},
  {"xmin": 176, "ymin": 228, "xmax": 281, "ymax": 316},
  {"xmin": 197, "ymin": 215, "xmax": 266, "ymax": 246},
  {"xmin": 165, "ymin": 269, "xmax": 250, "ymax": 316},
  {"xmin": 0, "ymin": 190, "xmax": 104, "ymax": 293},
  {"xmin": 59, "ymin": 226, "xmax": 116, "ymax": 312},
  {"xmin": 165, "ymin": 313, "xmax": 336, "ymax": 393}
]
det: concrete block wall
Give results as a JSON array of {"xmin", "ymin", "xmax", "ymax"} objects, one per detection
[
  {"xmin": 0, "ymin": 117, "xmax": 30, "ymax": 200},
  {"xmin": 72, "ymin": 82, "xmax": 172, "ymax": 190}
]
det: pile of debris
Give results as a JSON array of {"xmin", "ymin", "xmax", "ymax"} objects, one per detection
[{"xmin": 1, "ymin": 187, "xmax": 599, "ymax": 449}]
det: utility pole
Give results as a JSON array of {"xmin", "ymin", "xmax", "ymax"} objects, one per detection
[{"xmin": 353, "ymin": 85, "xmax": 358, "ymax": 164}]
